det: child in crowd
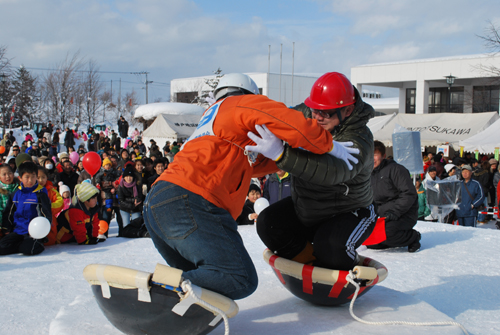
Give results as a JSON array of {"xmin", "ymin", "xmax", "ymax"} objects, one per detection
[
  {"xmin": 147, "ymin": 159, "xmax": 165, "ymax": 191},
  {"xmin": 58, "ymin": 183, "xmax": 71, "ymax": 212},
  {"xmin": 95, "ymin": 158, "xmax": 119, "ymax": 218},
  {"xmin": 0, "ymin": 162, "xmax": 52, "ymax": 255},
  {"xmin": 0, "ymin": 164, "xmax": 19, "ymax": 239},
  {"xmin": 56, "ymin": 183, "xmax": 101, "ymax": 245},
  {"xmin": 37, "ymin": 166, "xmax": 64, "ymax": 245},
  {"xmin": 237, "ymin": 184, "xmax": 262, "ymax": 225},
  {"xmin": 117, "ymin": 166, "xmax": 144, "ymax": 228}
]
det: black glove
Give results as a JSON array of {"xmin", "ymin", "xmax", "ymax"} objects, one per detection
[
  {"xmin": 79, "ymin": 235, "xmax": 99, "ymax": 245},
  {"xmin": 384, "ymin": 212, "xmax": 398, "ymax": 222}
]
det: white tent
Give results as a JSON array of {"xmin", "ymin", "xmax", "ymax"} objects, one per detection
[
  {"xmin": 141, "ymin": 114, "xmax": 202, "ymax": 145},
  {"xmin": 370, "ymin": 112, "xmax": 499, "ymax": 147},
  {"xmin": 367, "ymin": 112, "xmax": 397, "ymax": 134},
  {"xmin": 459, "ymin": 117, "xmax": 500, "ymax": 154},
  {"xmin": 134, "ymin": 102, "xmax": 205, "ymax": 121}
]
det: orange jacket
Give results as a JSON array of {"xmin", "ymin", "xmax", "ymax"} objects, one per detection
[
  {"xmin": 157, "ymin": 94, "xmax": 333, "ymax": 219},
  {"xmin": 44, "ymin": 180, "xmax": 64, "ymax": 245}
]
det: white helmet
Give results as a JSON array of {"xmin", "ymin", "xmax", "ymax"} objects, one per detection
[{"xmin": 213, "ymin": 73, "xmax": 259, "ymax": 101}]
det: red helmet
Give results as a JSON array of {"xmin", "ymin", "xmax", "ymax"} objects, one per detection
[{"xmin": 304, "ymin": 72, "xmax": 355, "ymax": 110}]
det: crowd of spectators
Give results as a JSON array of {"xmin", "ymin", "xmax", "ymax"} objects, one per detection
[
  {"xmin": 418, "ymin": 150, "xmax": 500, "ymax": 228},
  {"xmin": 0, "ymin": 118, "xmax": 181, "ymax": 256}
]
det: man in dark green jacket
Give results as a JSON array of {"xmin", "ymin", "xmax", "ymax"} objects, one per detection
[{"xmin": 249, "ymin": 72, "xmax": 376, "ymax": 271}]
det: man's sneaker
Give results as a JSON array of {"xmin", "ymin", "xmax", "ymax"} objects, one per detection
[{"xmin": 408, "ymin": 231, "xmax": 421, "ymax": 253}]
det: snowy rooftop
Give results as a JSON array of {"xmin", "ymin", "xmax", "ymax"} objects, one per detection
[
  {"xmin": 134, "ymin": 102, "xmax": 206, "ymax": 120},
  {"xmin": 2, "ymin": 220, "xmax": 499, "ymax": 335},
  {"xmin": 353, "ymin": 53, "xmax": 499, "ymax": 68}
]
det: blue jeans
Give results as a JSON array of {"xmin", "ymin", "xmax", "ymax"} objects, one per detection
[
  {"xmin": 458, "ymin": 216, "xmax": 476, "ymax": 227},
  {"xmin": 477, "ymin": 198, "xmax": 489, "ymax": 222},
  {"xmin": 120, "ymin": 210, "xmax": 141, "ymax": 227},
  {"xmin": 143, "ymin": 181, "xmax": 258, "ymax": 300}
]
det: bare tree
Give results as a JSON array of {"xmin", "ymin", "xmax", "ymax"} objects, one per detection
[
  {"xmin": 81, "ymin": 59, "xmax": 104, "ymax": 124},
  {"xmin": 0, "ymin": 45, "xmax": 11, "ymax": 74},
  {"xmin": 475, "ymin": 20, "xmax": 500, "ymax": 77},
  {"xmin": 41, "ymin": 52, "xmax": 83, "ymax": 126}
]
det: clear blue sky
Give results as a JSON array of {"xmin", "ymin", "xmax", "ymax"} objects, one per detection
[{"xmin": 1, "ymin": 0, "xmax": 498, "ymax": 103}]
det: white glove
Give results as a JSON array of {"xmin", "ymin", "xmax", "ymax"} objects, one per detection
[
  {"xmin": 328, "ymin": 141, "xmax": 360, "ymax": 170},
  {"xmin": 245, "ymin": 125, "xmax": 284, "ymax": 161}
]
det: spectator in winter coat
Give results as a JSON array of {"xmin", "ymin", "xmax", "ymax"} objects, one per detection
[
  {"xmin": 132, "ymin": 128, "xmax": 140, "ymax": 141},
  {"xmin": 369, "ymin": 140, "xmax": 420, "ymax": 252},
  {"xmin": 117, "ymin": 166, "xmax": 144, "ymax": 228},
  {"xmin": 415, "ymin": 176, "xmax": 431, "ymax": 221},
  {"xmin": 37, "ymin": 167, "xmax": 64, "ymax": 246},
  {"xmin": 27, "ymin": 142, "xmax": 41, "ymax": 157},
  {"xmin": 117, "ymin": 149, "xmax": 131, "ymax": 171},
  {"xmin": 0, "ymin": 162, "xmax": 52, "ymax": 255},
  {"xmin": 137, "ymin": 140, "xmax": 146, "ymax": 154},
  {"xmin": 52, "ymin": 129, "xmax": 61, "ymax": 153},
  {"xmin": 423, "ymin": 166, "xmax": 440, "ymax": 190},
  {"xmin": 456, "ymin": 165, "xmax": 485, "ymax": 227},
  {"xmin": 43, "ymin": 158, "xmax": 60, "ymax": 185},
  {"xmin": 59, "ymin": 161, "xmax": 79, "ymax": 197},
  {"xmin": 64, "ymin": 127, "xmax": 75, "ymax": 151},
  {"xmin": 473, "ymin": 161, "xmax": 490, "ymax": 224},
  {"xmin": 95, "ymin": 158, "xmax": 120, "ymax": 227},
  {"xmin": 147, "ymin": 159, "xmax": 165, "ymax": 191},
  {"xmin": 0, "ymin": 164, "xmax": 19, "ymax": 237},
  {"xmin": 236, "ymin": 184, "xmax": 261, "ymax": 225},
  {"xmin": 56, "ymin": 183, "xmax": 101, "ymax": 244},
  {"xmin": 488, "ymin": 158, "xmax": 498, "ymax": 207},
  {"xmin": 262, "ymin": 169, "xmax": 291, "ymax": 205}
]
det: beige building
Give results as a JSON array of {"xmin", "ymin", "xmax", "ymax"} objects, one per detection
[{"xmin": 351, "ymin": 54, "xmax": 500, "ymax": 115}]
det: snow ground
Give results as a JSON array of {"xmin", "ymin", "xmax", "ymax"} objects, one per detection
[{"xmin": 1, "ymin": 221, "xmax": 499, "ymax": 335}]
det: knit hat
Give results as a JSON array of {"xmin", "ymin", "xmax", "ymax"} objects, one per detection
[
  {"xmin": 102, "ymin": 158, "xmax": 112, "ymax": 167},
  {"xmin": 15, "ymin": 153, "xmax": 33, "ymax": 168},
  {"xmin": 444, "ymin": 164, "xmax": 456, "ymax": 173},
  {"xmin": 58, "ymin": 182, "xmax": 70, "ymax": 196},
  {"xmin": 462, "ymin": 164, "xmax": 473, "ymax": 171},
  {"xmin": 59, "ymin": 152, "xmax": 69, "ymax": 160},
  {"xmin": 489, "ymin": 158, "xmax": 498, "ymax": 165},
  {"xmin": 72, "ymin": 183, "xmax": 99, "ymax": 205},
  {"xmin": 248, "ymin": 183, "xmax": 261, "ymax": 195},
  {"xmin": 122, "ymin": 166, "xmax": 136, "ymax": 179}
]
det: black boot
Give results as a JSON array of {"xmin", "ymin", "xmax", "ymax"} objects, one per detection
[{"xmin": 408, "ymin": 231, "xmax": 421, "ymax": 253}]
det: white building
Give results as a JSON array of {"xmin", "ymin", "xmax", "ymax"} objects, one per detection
[
  {"xmin": 170, "ymin": 72, "xmax": 320, "ymax": 107},
  {"xmin": 351, "ymin": 53, "xmax": 500, "ymax": 115}
]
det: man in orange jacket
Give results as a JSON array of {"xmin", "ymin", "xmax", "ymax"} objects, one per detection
[{"xmin": 143, "ymin": 73, "xmax": 359, "ymax": 300}]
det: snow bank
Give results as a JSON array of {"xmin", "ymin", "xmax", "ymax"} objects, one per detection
[{"xmin": 1, "ymin": 221, "xmax": 499, "ymax": 334}]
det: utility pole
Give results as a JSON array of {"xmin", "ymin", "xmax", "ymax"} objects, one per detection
[
  {"xmin": 145, "ymin": 73, "xmax": 153, "ymax": 104},
  {"xmin": 118, "ymin": 78, "xmax": 121, "ymax": 113},
  {"xmin": 130, "ymin": 71, "xmax": 151, "ymax": 104}
]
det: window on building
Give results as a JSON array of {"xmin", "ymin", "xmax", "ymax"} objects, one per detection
[
  {"xmin": 176, "ymin": 92, "xmax": 198, "ymax": 103},
  {"xmin": 473, "ymin": 85, "xmax": 500, "ymax": 113},
  {"xmin": 428, "ymin": 87, "xmax": 464, "ymax": 113},
  {"xmin": 406, "ymin": 89, "xmax": 416, "ymax": 114}
]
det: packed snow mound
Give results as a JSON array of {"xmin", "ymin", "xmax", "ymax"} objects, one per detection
[
  {"xmin": 134, "ymin": 102, "xmax": 206, "ymax": 120},
  {"xmin": 1, "ymin": 221, "xmax": 499, "ymax": 334}
]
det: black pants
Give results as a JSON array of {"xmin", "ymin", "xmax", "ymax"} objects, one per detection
[
  {"xmin": 0, "ymin": 232, "xmax": 45, "ymax": 256},
  {"xmin": 257, "ymin": 197, "xmax": 377, "ymax": 271}
]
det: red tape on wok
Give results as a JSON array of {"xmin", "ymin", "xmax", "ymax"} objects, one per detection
[{"xmin": 269, "ymin": 254, "xmax": 286, "ymax": 285}]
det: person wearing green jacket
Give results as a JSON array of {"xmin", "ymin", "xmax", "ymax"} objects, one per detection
[{"xmin": 416, "ymin": 176, "xmax": 430, "ymax": 220}]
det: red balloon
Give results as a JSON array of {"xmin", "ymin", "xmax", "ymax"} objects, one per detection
[
  {"xmin": 82, "ymin": 152, "xmax": 102, "ymax": 176},
  {"xmin": 0, "ymin": 146, "xmax": 5, "ymax": 154}
]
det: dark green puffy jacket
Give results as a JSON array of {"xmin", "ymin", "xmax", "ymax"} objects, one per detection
[{"xmin": 276, "ymin": 88, "xmax": 374, "ymax": 226}]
